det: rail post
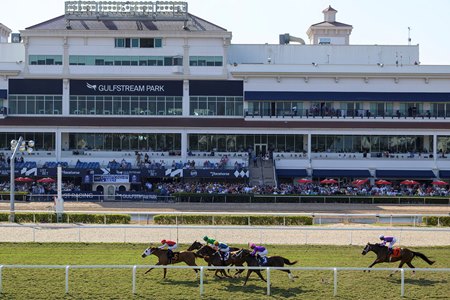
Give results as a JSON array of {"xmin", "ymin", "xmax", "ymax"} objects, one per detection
[
  {"xmin": 266, "ymin": 267, "xmax": 271, "ymax": 296},
  {"xmin": 65, "ymin": 265, "xmax": 70, "ymax": 294},
  {"xmin": 400, "ymin": 268, "xmax": 404, "ymax": 297},
  {"xmin": 0, "ymin": 265, "xmax": 3, "ymax": 294},
  {"xmin": 132, "ymin": 265, "xmax": 137, "ymax": 294},
  {"xmin": 199, "ymin": 267, "xmax": 204, "ymax": 296},
  {"xmin": 333, "ymin": 267, "xmax": 338, "ymax": 296}
]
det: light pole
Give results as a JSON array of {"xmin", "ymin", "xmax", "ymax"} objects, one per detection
[{"xmin": 10, "ymin": 137, "xmax": 34, "ymax": 222}]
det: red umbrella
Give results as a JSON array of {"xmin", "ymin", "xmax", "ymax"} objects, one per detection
[
  {"xmin": 375, "ymin": 179, "xmax": 392, "ymax": 185},
  {"xmin": 37, "ymin": 177, "xmax": 56, "ymax": 183},
  {"xmin": 297, "ymin": 178, "xmax": 312, "ymax": 184},
  {"xmin": 400, "ymin": 180, "xmax": 420, "ymax": 185},
  {"xmin": 432, "ymin": 180, "xmax": 448, "ymax": 186},
  {"xmin": 352, "ymin": 179, "xmax": 368, "ymax": 186},
  {"xmin": 320, "ymin": 178, "xmax": 338, "ymax": 184},
  {"xmin": 15, "ymin": 177, "xmax": 34, "ymax": 183}
]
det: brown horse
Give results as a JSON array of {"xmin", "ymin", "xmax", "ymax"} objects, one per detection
[
  {"xmin": 361, "ymin": 243, "xmax": 435, "ymax": 275},
  {"xmin": 232, "ymin": 248, "xmax": 298, "ymax": 286},
  {"xmin": 141, "ymin": 246, "xmax": 198, "ymax": 278},
  {"xmin": 195, "ymin": 245, "xmax": 246, "ymax": 278},
  {"xmin": 187, "ymin": 240, "xmax": 240, "ymax": 252}
]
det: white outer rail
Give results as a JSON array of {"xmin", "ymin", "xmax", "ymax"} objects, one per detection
[{"xmin": 0, "ymin": 264, "xmax": 448, "ymax": 297}]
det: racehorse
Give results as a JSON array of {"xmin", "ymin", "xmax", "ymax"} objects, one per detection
[
  {"xmin": 141, "ymin": 246, "xmax": 198, "ymax": 278},
  {"xmin": 361, "ymin": 243, "xmax": 435, "ymax": 275},
  {"xmin": 187, "ymin": 240, "xmax": 240, "ymax": 252},
  {"xmin": 232, "ymin": 248, "xmax": 298, "ymax": 286},
  {"xmin": 195, "ymin": 245, "xmax": 245, "ymax": 278}
]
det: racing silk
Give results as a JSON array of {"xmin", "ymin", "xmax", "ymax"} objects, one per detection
[
  {"xmin": 159, "ymin": 240, "xmax": 177, "ymax": 249},
  {"xmin": 205, "ymin": 237, "xmax": 216, "ymax": 246},
  {"xmin": 251, "ymin": 245, "xmax": 266, "ymax": 256},
  {"xmin": 217, "ymin": 242, "xmax": 229, "ymax": 250},
  {"xmin": 380, "ymin": 236, "xmax": 395, "ymax": 246}
]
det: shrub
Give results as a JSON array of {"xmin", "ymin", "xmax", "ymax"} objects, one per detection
[
  {"xmin": 153, "ymin": 214, "xmax": 313, "ymax": 226},
  {"xmin": 0, "ymin": 212, "xmax": 130, "ymax": 224},
  {"xmin": 423, "ymin": 216, "xmax": 450, "ymax": 227}
]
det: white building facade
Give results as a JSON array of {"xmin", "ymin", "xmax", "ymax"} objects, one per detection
[{"xmin": 1, "ymin": 1, "xmax": 450, "ymax": 187}]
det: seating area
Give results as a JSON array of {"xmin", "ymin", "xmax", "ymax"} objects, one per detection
[
  {"xmin": 42, "ymin": 161, "xmax": 69, "ymax": 168},
  {"xmin": 75, "ymin": 160, "xmax": 100, "ymax": 169}
]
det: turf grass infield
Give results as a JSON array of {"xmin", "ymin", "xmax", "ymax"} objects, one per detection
[{"xmin": 0, "ymin": 243, "xmax": 448, "ymax": 299}]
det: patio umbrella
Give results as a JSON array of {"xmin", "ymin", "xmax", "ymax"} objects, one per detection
[
  {"xmin": 297, "ymin": 178, "xmax": 312, "ymax": 184},
  {"xmin": 431, "ymin": 180, "xmax": 448, "ymax": 186},
  {"xmin": 320, "ymin": 178, "xmax": 338, "ymax": 184},
  {"xmin": 400, "ymin": 180, "xmax": 420, "ymax": 185},
  {"xmin": 375, "ymin": 179, "xmax": 392, "ymax": 185},
  {"xmin": 352, "ymin": 179, "xmax": 368, "ymax": 186},
  {"xmin": 15, "ymin": 177, "xmax": 34, "ymax": 183},
  {"xmin": 37, "ymin": 177, "xmax": 55, "ymax": 183}
]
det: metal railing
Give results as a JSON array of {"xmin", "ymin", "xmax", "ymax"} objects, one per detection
[
  {"xmin": 1, "ymin": 209, "xmax": 449, "ymax": 226},
  {"xmin": 0, "ymin": 264, "xmax": 448, "ymax": 297}
]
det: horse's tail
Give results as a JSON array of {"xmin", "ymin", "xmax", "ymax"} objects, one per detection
[
  {"xmin": 413, "ymin": 251, "xmax": 435, "ymax": 265},
  {"xmin": 283, "ymin": 258, "xmax": 297, "ymax": 265}
]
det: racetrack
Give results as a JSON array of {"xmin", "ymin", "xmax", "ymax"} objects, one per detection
[{"xmin": 1, "ymin": 201, "xmax": 449, "ymax": 246}]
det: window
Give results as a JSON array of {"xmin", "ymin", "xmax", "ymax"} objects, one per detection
[
  {"xmin": 29, "ymin": 55, "xmax": 63, "ymax": 66},
  {"xmin": 115, "ymin": 38, "xmax": 162, "ymax": 48},
  {"xmin": 190, "ymin": 56, "xmax": 223, "ymax": 67}
]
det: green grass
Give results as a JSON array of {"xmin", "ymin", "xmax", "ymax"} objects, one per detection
[{"xmin": 0, "ymin": 243, "xmax": 448, "ymax": 299}]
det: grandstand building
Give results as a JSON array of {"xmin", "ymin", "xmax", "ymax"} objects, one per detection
[{"xmin": 1, "ymin": 1, "xmax": 450, "ymax": 195}]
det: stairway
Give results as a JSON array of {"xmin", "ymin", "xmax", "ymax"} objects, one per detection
[{"xmin": 249, "ymin": 158, "xmax": 276, "ymax": 186}]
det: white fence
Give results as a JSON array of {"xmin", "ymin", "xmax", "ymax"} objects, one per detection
[
  {"xmin": 0, "ymin": 223, "xmax": 449, "ymax": 246},
  {"xmin": 0, "ymin": 264, "xmax": 448, "ymax": 297},
  {"xmin": 2, "ymin": 210, "xmax": 449, "ymax": 226}
]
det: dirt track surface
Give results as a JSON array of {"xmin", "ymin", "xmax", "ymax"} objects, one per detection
[
  {"xmin": 1, "ymin": 201, "xmax": 450, "ymax": 214},
  {"xmin": 0, "ymin": 201, "xmax": 449, "ymax": 246}
]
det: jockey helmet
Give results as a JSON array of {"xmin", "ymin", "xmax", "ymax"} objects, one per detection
[
  {"xmin": 203, "ymin": 236, "xmax": 209, "ymax": 241},
  {"xmin": 250, "ymin": 243, "xmax": 256, "ymax": 249},
  {"xmin": 214, "ymin": 241, "xmax": 219, "ymax": 246},
  {"xmin": 161, "ymin": 239, "xmax": 166, "ymax": 244},
  {"xmin": 379, "ymin": 235, "xmax": 384, "ymax": 240}
]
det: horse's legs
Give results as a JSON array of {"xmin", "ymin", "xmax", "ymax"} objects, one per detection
[
  {"xmin": 365, "ymin": 259, "xmax": 380, "ymax": 272},
  {"xmin": 254, "ymin": 270, "xmax": 267, "ymax": 283},
  {"xmin": 389, "ymin": 261, "xmax": 405, "ymax": 277},
  {"xmin": 243, "ymin": 270, "xmax": 253, "ymax": 286},
  {"xmin": 280, "ymin": 269, "xmax": 295, "ymax": 281},
  {"xmin": 163, "ymin": 268, "xmax": 167, "ymax": 279},
  {"xmin": 145, "ymin": 262, "xmax": 161, "ymax": 274},
  {"xmin": 406, "ymin": 261, "xmax": 416, "ymax": 275}
]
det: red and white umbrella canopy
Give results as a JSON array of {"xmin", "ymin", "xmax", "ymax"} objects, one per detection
[
  {"xmin": 15, "ymin": 177, "xmax": 34, "ymax": 183},
  {"xmin": 431, "ymin": 180, "xmax": 448, "ymax": 186},
  {"xmin": 352, "ymin": 179, "xmax": 369, "ymax": 186},
  {"xmin": 375, "ymin": 179, "xmax": 392, "ymax": 185},
  {"xmin": 37, "ymin": 177, "xmax": 56, "ymax": 183},
  {"xmin": 400, "ymin": 180, "xmax": 420, "ymax": 185},
  {"xmin": 297, "ymin": 178, "xmax": 313, "ymax": 184},
  {"xmin": 320, "ymin": 178, "xmax": 338, "ymax": 184}
]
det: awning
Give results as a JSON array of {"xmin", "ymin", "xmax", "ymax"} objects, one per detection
[
  {"xmin": 312, "ymin": 169, "xmax": 370, "ymax": 178},
  {"xmin": 376, "ymin": 170, "xmax": 435, "ymax": 178},
  {"xmin": 245, "ymin": 91, "xmax": 450, "ymax": 102},
  {"xmin": 276, "ymin": 169, "xmax": 308, "ymax": 177},
  {"xmin": 438, "ymin": 170, "xmax": 450, "ymax": 178}
]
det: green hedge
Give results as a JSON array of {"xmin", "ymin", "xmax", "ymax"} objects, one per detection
[
  {"xmin": 423, "ymin": 216, "xmax": 450, "ymax": 227},
  {"xmin": 0, "ymin": 212, "xmax": 130, "ymax": 224},
  {"xmin": 153, "ymin": 214, "xmax": 313, "ymax": 226}
]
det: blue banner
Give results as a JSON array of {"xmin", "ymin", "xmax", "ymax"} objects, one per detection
[{"xmin": 9, "ymin": 79, "xmax": 62, "ymax": 94}]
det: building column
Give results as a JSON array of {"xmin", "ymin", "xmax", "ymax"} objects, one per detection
[{"xmin": 181, "ymin": 131, "xmax": 188, "ymax": 162}]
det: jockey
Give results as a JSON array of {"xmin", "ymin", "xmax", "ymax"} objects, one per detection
[
  {"xmin": 379, "ymin": 235, "xmax": 397, "ymax": 254},
  {"xmin": 159, "ymin": 239, "xmax": 177, "ymax": 263},
  {"xmin": 203, "ymin": 236, "xmax": 217, "ymax": 248},
  {"xmin": 249, "ymin": 243, "xmax": 268, "ymax": 265},
  {"xmin": 214, "ymin": 240, "xmax": 230, "ymax": 263}
]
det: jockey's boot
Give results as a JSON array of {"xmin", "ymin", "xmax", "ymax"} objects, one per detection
[{"xmin": 167, "ymin": 249, "xmax": 173, "ymax": 264}]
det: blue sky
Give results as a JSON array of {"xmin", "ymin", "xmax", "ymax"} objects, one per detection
[{"xmin": 2, "ymin": 0, "xmax": 449, "ymax": 65}]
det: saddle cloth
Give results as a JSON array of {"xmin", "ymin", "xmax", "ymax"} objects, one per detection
[{"xmin": 390, "ymin": 248, "xmax": 401, "ymax": 258}]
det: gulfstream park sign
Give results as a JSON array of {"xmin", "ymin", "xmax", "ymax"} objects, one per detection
[
  {"xmin": 86, "ymin": 82, "xmax": 165, "ymax": 92},
  {"xmin": 70, "ymin": 80, "xmax": 183, "ymax": 96}
]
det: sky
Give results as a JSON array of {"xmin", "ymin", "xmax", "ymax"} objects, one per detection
[{"xmin": 1, "ymin": 0, "xmax": 450, "ymax": 65}]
